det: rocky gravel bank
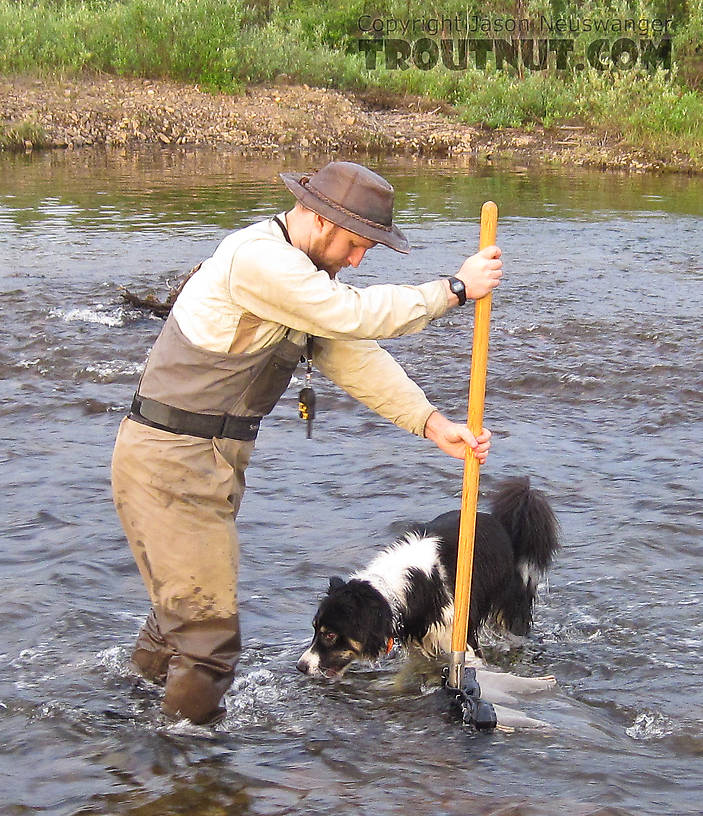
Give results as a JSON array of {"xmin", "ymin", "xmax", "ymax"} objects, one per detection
[{"xmin": 1, "ymin": 74, "xmax": 699, "ymax": 173}]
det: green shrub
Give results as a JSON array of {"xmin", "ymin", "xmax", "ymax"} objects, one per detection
[{"xmin": 0, "ymin": 120, "xmax": 50, "ymax": 150}]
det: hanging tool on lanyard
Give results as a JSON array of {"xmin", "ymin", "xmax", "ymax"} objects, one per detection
[{"xmin": 298, "ymin": 335, "xmax": 316, "ymax": 439}]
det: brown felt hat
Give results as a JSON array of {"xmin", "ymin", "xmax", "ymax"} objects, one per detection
[{"xmin": 280, "ymin": 161, "xmax": 410, "ymax": 254}]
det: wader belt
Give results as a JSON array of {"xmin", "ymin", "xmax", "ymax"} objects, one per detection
[{"xmin": 130, "ymin": 394, "xmax": 261, "ymax": 441}]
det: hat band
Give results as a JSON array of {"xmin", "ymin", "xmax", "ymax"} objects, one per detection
[{"xmin": 300, "ymin": 176, "xmax": 393, "ymax": 233}]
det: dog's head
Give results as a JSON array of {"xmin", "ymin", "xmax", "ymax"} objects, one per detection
[{"xmin": 296, "ymin": 577, "xmax": 394, "ymax": 678}]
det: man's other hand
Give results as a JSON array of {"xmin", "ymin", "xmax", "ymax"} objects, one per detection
[{"xmin": 424, "ymin": 411, "xmax": 492, "ymax": 463}]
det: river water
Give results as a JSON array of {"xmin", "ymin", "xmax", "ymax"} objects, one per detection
[{"xmin": 1, "ymin": 148, "xmax": 701, "ymax": 816}]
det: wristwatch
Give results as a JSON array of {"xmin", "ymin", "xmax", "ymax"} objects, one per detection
[{"xmin": 447, "ymin": 276, "xmax": 467, "ymax": 306}]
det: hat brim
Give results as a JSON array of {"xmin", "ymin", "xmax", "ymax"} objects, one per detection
[{"xmin": 280, "ymin": 172, "xmax": 410, "ymax": 254}]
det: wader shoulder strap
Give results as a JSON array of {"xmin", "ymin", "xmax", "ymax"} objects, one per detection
[{"xmin": 272, "ymin": 215, "xmax": 292, "ymax": 245}]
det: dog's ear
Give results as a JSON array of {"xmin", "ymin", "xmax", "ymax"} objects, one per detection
[{"xmin": 328, "ymin": 576, "xmax": 345, "ymax": 593}]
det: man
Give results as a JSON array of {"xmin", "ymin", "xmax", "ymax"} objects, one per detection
[{"xmin": 111, "ymin": 161, "xmax": 502, "ymax": 725}]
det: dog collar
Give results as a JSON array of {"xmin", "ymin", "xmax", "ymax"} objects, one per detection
[{"xmin": 386, "ymin": 637, "xmax": 394, "ymax": 654}]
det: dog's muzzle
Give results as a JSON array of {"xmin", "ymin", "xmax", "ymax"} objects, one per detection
[
  {"xmin": 296, "ymin": 649, "xmax": 341, "ymax": 678},
  {"xmin": 296, "ymin": 647, "xmax": 319, "ymax": 675}
]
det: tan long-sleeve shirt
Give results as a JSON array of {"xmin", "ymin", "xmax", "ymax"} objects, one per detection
[{"xmin": 171, "ymin": 214, "xmax": 450, "ymax": 436}]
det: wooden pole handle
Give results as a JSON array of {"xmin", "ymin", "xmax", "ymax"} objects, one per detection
[{"xmin": 450, "ymin": 201, "xmax": 498, "ymax": 655}]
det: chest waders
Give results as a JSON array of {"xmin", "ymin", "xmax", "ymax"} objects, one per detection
[
  {"xmin": 112, "ymin": 311, "xmax": 305, "ymax": 724},
  {"xmin": 131, "ymin": 311, "xmax": 304, "ymax": 438}
]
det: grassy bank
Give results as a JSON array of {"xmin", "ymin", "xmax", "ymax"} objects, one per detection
[
  {"xmin": 1, "ymin": 0, "xmax": 702, "ymax": 163},
  {"xmin": 0, "ymin": 119, "xmax": 49, "ymax": 150}
]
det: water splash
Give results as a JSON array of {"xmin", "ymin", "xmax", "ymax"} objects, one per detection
[
  {"xmin": 225, "ymin": 668, "xmax": 290, "ymax": 727},
  {"xmin": 78, "ymin": 360, "xmax": 144, "ymax": 381},
  {"xmin": 626, "ymin": 710, "xmax": 675, "ymax": 740},
  {"xmin": 50, "ymin": 306, "xmax": 129, "ymax": 328}
]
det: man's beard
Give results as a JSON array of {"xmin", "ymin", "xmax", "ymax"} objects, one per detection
[{"xmin": 308, "ymin": 226, "xmax": 340, "ymax": 276}]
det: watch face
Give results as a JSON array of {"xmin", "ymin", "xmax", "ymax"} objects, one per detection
[{"xmin": 449, "ymin": 278, "xmax": 466, "ymax": 303}]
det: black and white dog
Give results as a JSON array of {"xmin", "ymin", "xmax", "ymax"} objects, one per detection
[{"xmin": 297, "ymin": 477, "xmax": 560, "ymax": 685}]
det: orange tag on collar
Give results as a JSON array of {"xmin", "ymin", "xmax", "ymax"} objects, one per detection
[{"xmin": 386, "ymin": 637, "xmax": 394, "ymax": 654}]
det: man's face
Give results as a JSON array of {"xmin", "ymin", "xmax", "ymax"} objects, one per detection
[{"xmin": 308, "ymin": 219, "xmax": 377, "ymax": 278}]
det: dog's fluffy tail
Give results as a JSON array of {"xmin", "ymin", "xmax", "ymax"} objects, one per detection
[{"xmin": 490, "ymin": 476, "xmax": 561, "ymax": 636}]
